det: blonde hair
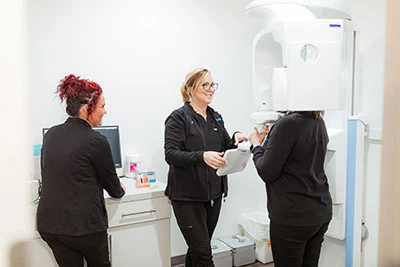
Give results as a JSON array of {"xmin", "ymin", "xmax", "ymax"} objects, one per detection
[{"xmin": 180, "ymin": 68, "xmax": 210, "ymax": 103}]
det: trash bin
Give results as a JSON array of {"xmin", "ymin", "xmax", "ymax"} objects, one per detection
[{"xmin": 238, "ymin": 212, "xmax": 273, "ymax": 264}]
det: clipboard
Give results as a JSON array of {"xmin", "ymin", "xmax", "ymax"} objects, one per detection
[{"xmin": 216, "ymin": 148, "xmax": 252, "ymax": 176}]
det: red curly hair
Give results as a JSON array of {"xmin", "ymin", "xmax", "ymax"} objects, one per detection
[{"xmin": 56, "ymin": 74, "xmax": 102, "ymax": 116}]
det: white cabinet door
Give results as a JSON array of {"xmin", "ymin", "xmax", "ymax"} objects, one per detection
[
  {"xmin": 109, "ymin": 218, "xmax": 171, "ymax": 267},
  {"xmin": 28, "ymin": 238, "xmax": 58, "ymax": 267}
]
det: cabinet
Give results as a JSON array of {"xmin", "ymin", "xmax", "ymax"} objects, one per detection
[
  {"xmin": 107, "ymin": 195, "xmax": 171, "ymax": 267},
  {"xmin": 27, "ymin": 236, "xmax": 58, "ymax": 267},
  {"xmin": 109, "ymin": 217, "xmax": 170, "ymax": 266},
  {"xmin": 31, "ymin": 180, "xmax": 171, "ymax": 267}
]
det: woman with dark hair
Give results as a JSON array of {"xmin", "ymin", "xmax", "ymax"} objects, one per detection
[
  {"xmin": 249, "ymin": 111, "xmax": 332, "ymax": 267},
  {"xmin": 37, "ymin": 74, "xmax": 125, "ymax": 267},
  {"xmin": 164, "ymin": 68, "xmax": 248, "ymax": 267}
]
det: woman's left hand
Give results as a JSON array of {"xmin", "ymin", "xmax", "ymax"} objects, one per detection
[
  {"xmin": 204, "ymin": 151, "xmax": 227, "ymax": 169},
  {"xmin": 234, "ymin": 132, "xmax": 249, "ymax": 146}
]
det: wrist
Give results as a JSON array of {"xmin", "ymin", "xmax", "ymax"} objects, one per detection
[{"xmin": 250, "ymin": 144, "xmax": 261, "ymax": 152}]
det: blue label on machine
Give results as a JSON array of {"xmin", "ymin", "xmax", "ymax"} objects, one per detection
[{"xmin": 329, "ymin": 24, "xmax": 341, "ymax": 28}]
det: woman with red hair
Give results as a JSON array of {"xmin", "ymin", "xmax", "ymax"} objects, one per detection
[{"xmin": 37, "ymin": 74, "xmax": 125, "ymax": 267}]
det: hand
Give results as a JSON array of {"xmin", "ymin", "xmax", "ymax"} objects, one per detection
[
  {"xmin": 120, "ymin": 182, "xmax": 126, "ymax": 192},
  {"xmin": 234, "ymin": 132, "xmax": 249, "ymax": 146},
  {"xmin": 203, "ymin": 151, "xmax": 227, "ymax": 170},
  {"xmin": 249, "ymin": 125, "xmax": 269, "ymax": 146}
]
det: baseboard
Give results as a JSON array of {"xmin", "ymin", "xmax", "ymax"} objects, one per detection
[{"xmin": 171, "ymin": 254, "xmax": 185, "ymax": 267}]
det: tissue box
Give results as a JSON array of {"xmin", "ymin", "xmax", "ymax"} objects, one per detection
[
  {"xmin": 211, "ymin": 239, "xmax": 232, "ymax": 267},
  {"xmin": 219, "ymin": 235, "xmax": 256, "ymax": 266}
]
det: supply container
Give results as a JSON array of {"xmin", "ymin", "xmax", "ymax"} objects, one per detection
[
  {"xmin": 125, "ymin": 153, "xmax": 142, "ymax": 178},
  {"xmin": 136, "ymin": 168, "xmax": 156, "ymax": 183},
  {"xmin": 219, "ymin": 235, "xmax": 255, "ymax": 266},
  {"xmin": 211, "ymin": 239, "xmax": 232, "ymax": 267},
  {"xmin": 238, "ymin": 212, "xmax": 273, "ymax": 264}
]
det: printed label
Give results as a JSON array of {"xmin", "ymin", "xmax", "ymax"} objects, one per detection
[{"xmin": 129, "ymin": 162, "xmax": 137, "ymax": 172}]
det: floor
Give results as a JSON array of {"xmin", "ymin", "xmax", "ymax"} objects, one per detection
[
  {"xmin": 174, "ymin": 261, "xmax": 274, "ymax": 267},
  {"xmin": 245, "ymin": 261, "xmax": 274, "ymax": 266}
]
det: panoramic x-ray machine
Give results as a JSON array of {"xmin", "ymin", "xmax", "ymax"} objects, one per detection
[{"xmin": 246, "ymin": 1, "xmax": 367, "ymax": 266}]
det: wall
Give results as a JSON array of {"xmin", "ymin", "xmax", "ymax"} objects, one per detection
[
  {"xmin": 0, "ymin": 0, "xmax": 32, "ymax": 266},
  {"xmin": 378, "ymin": 0, "xmax": 400, "ymax": 265},
  {"xmin": 22, "ymin": 0, "xmax": 387, "ymax": 265}
]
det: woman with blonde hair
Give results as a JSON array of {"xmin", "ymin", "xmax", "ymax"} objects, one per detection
[{"xmin": 164, "ymin": 68, "xmax": 247, "ymax": 266}]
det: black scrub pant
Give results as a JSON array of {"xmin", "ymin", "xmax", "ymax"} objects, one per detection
[
  {"xmin": 172, "ymin": 197, "xmax": 222, "ymax": 267},
  {"xmin": 39, "ymin": 230, "xmax": 110, "ymax": 267},
  {"xmin": 270, "ymin": 221, "xmax": 330, "ymax": 267}
]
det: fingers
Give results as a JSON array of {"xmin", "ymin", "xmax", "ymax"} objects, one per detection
[
  {"xmin": 204, "ymin": 151, "xmax": 227, "ymax": 169},
  {"xmin": 249, "ymin": 126, "xmax": 266, "ymax": 145},
  {"xmin": 262, "ymin": 124, "xmax": 270, "ymax": 135},
  {"xmin": 120, "ymin": 182, "xmax": 126, "ymax": 192},
  {"xmin": 234, "ymin": 132, "xmax": 249, "ymax": 145}
]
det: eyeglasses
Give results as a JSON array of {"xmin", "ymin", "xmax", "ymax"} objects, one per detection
[{"xmin": 201, "ymin": 82, "xmax": 219, "ymax": 91}]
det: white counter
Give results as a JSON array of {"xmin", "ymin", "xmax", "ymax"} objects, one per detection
[{"xmin": 104, "ymin": 178, "xmax": 167, "ymax": 204}]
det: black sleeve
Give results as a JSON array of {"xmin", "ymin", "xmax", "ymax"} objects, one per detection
[
  {"xmin": 164, "ymin": 111, "xmax": 204, "ymax": 167},
  {"xmin": 213, "ymin": 112, "xmax": 236, "ymax": 150},
  {"xmin": 92, "ymin": 137, "xmax": 125, "ymax": 198},
  {"xmin": 220, "ymin": 116, "xmax": 237, "ymax": 150},
  {"xmin": 252, "ymin": 118, "xmax": 295, "ymax": 184}
]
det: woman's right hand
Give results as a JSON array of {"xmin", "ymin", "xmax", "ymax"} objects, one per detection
[
  {"xmin": 249, "ymin": 124, "xmax": 269, "ymax": 146},
  {"xmin": 120, "ymin": 182, "xmax": 126, "ymax": 192},
  {"xmin": 203, "ymin": 151, "xmax": 227, "ymax": 170}
]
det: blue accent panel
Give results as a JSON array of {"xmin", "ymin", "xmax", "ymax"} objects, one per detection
[
  {"xmin": 33, "ymin": 144, "xmax": 42, "ymax": 156},
  {"xmin": 345, "ymin": 120, "xmax": 357, "ymax": 267}
]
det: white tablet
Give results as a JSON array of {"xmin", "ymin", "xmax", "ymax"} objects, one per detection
[{"xmin": 216, "ymin": 148, "xmax": 252, "ymax": 176}]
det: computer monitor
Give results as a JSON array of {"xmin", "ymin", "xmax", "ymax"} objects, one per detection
[
  {"xmin": 42, "ymin": 125, "xmax": 122, "ymax": 169},
  {"xmin": 92, "ymin": 126, "xmax": 122, "ymax": 168}
]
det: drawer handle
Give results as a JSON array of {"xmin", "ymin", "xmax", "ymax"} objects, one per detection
[
  {"xmin": 121, "ymin": 209, "xmax": 156, "ymax": 218},
  {"xmin": 108, "ymin": 234, "xmax": 112, "ymax": 264}
]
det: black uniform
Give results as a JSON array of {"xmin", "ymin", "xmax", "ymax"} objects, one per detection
[
  {"xmin": 164, "ymin": 103, "xmax": 236, "ymax": 267},
  {"xmin": 252, "ymin": 112, "xmax": 332, "ymax": 267},
  {"xmin": 37, "ymin": 117, "xmax": 125, "ymax": 267}
]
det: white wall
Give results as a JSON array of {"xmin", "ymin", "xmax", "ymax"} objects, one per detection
[
  {"xmin": 22, "ymin": 0, "xmax": 387, "ymax": 265},
  {"xmin": 0, "ymin": 0, "xmax": 32, "ymax": 266}
]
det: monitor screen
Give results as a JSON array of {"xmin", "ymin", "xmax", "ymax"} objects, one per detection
[
  {"xmin": 43, "ymin": 125, "xmax": 122, "ymax": 169},
  {"xmin": 93, "ymin": 126, "xmax": 122, "ymax": 168}
]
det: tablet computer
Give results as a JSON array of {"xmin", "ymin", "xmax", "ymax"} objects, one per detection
[{"xmin": 216, "ymin": 148, "xmax": 252, "ymax": 176}]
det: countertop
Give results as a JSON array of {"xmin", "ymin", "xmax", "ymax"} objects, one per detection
[{"xmin": 104, "ymin": 178, "xmax": 167, "ymax": 204}]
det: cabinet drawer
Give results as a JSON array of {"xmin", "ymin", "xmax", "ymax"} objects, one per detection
[{"xmin": 107, "ymin": 196, "xmax": 171, "ymax": 228}]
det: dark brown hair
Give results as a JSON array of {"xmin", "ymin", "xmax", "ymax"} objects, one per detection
[{"xmin": 286, "ymin": 111, "xmax": 325, "ymax": 119}]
